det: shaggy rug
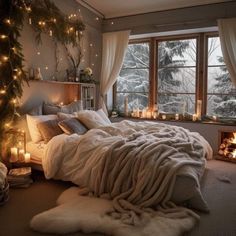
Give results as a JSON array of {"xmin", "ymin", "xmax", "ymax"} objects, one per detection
[{"xmin": 30, "ymin": 187, "xmax": 198, "ymax": 236}]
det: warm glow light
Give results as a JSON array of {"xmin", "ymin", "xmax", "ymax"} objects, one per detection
[
  {"xmin": 231, "ymin": 132, "xmax": 236, "ymax": 144},
  {"xmin": 0, "ymin": 35, "xmax": 8, "ymax": 39},
  {"xmin": 2, "ymin": 56, "xmax": 9, "ymax": 62},
  {"xmin": 0, "ymin": 89, "xmax": 6, "ymax": 94},
  {"xmin": 5, "ymin": 19, "xmax": 11, "ymax": 24},
  {"xmin": 232, "ymin": 150, "xmax": 236, "ymax": 158},
  {"xmin": 37, "ymin": 51, "xmax": 41, "ymax": 55},
  {"xmin": 45, "ymin": 66, "xmax": 48, "ymax": 70}
]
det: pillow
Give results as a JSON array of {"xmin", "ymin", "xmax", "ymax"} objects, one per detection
[
  {"xmin": 57, "ymin": 112, "xmax": 77, "ymax": 120},
  {"xmin": 26, "ymin": 114, "xmax": 57, "ymax": 142},
  {"xmin": 58, "ymin": 118, "xmax": 87, "ymax": 135},
  {"xmin": 43, "ymin": 103, "xmax": 61, "ymax": 115},
  {"xmin": 37, "ymin": 119, "xmax": 63, "ymax": 143},
  {"xmin": 96, "ymin": 109, "xmax": 111, "ymax": 125},
  {"xmin": 61, "ymin": 101, "xmax": 83, "ymax": 114},
  {"xmin": 76, "ymin": 110, "xmax": 108, "ymax": 129}
]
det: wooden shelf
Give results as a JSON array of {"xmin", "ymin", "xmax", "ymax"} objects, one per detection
[{"xmin": 29, "ymin": 79, "xmax": 93, "ymax": 86}]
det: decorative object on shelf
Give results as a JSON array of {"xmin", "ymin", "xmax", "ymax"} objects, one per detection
[
  {"xmin": 192, "ymin": 114, "xmax": 197, "ymax": 122},
  {"xmin": 34, "ymin": 68, "xmax": 43, "ymax": 80},
  {"xmin": 79, "ymin": 67, "xmax": 98, "ymax": 84},
  {"xmin": 175, "ymin": 114, "xmax": 180, "ymax": 121}
]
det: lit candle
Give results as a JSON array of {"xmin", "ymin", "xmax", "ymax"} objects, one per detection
[
  {"xmin": 29, "ymin": 17, "xmax": 32, "ymax": 25},
  {"xmin": 24, "ymin": 153, "xmax": 31, "ymax": 163},
  {"xmin": 196, "ymin": 100, "xmax": 202, "ymax": 120},
  {"xmin": 10, "ymin": 147, "xmax": 18, "ymax": 162},
  {"xmin": 175, "ymin": 114, "xmax": 179, "ymax": 121},
  {"xmin": 192, "ymin": 114, "xmax": 197, "ymax": 121},
  {"xmin": 124, "ymin": 96, "xmax": 128, "ymax": 116},
  {"xmin": 142, "ymin": 109, "xmax": 147, "ymax": 118},
  {"xmin": 152, "ymin": 111, "xmax": 158, "ymax": 119},
  {"xmin": 213, "ymin": 115, "xmax": 217, "ymax": 121},
  {"xmin": 147, "ymin": 111, "xmax": 152, "ymax": 119},
  {"xmin": 18, "ymin": 149, "xmax": 25, "ymax": 162},
  {"xmin": 162, "ymin": 114, "xmax": 166, "ymax": 120}
]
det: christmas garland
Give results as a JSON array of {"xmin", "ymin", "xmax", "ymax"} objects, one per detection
[{"xmin": 0, "ymin": 0, "xmax": 85, "ymax": 160}]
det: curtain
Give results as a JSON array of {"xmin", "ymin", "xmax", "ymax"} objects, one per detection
[
  {"xmin": 99, "ymin": 30, "xmax": 130, "ymax": 114},
  {"xmin": 218, "ymin": 18, "xmax": 236, "ymax": 86}
]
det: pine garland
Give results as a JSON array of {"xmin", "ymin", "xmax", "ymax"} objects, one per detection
[{"xmin": 0, "ymin": 0, "xmax": 85, "ymax": 161}]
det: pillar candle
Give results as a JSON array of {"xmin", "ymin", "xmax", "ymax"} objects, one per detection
[
  {"xmin": 147, "ymin": 111, "xmax": 152, "ymax": 119},
  {"xmin": 10, "ymin": 147, "xmax": 18, "ymax": 162},
  {"xmin": 175, "ymin": 114, "xmax": 179, "ymax": 120},
  {"xmin": 124, "ymin": 96, "xmax": 128, "ymax": 116},
  {"xmin": 24, "ymin": 153, "xmax": 31, "ymax": 163},
  {"xmin": 192, "ymin": 114, "xmax": 197, "ymax": 121},
  {"xmin": 162, "ymin": 114, "xmax": 166, "ymax": 120},
  {"xmin": 18, "ymin": 149, "xmax": 25, "ymax": 162},
  {"xmin": 196, "ymin": 100, "xmax": 202, "ymax": 120}
]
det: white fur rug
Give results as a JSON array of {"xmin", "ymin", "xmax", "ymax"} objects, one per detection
[{"xmin": 30, "ymin": 187, "xmax": 197, "ymax": 236}]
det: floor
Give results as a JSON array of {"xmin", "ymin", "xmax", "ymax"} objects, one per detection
[{"xmin": 0, "ymin": 160, "xmax": 236, "ymax": 236}]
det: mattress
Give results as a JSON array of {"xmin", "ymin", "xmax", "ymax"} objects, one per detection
[{"xmin": 26, "ymin": 141, "xmax": 46, "ymax": 165}]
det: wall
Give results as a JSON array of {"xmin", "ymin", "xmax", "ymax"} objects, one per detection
[
  {"xmin": 19, "ymin": 0, "xmax": 102, "ymax": 108},
  {"xmin": 102, "ymin": 2, "xmax": 236, "ymax": 34}
]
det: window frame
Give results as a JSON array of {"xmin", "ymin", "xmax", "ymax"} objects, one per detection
[{"xmin": 113, "ymin": 31, "xmax": 235, "ymax": 118}]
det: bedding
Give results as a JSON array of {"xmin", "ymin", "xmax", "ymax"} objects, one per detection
[
  {"xmin": 76, "ymin": 110, "xmax": 111, "ymax": 129},
  {"xmin": 43, "ymin": 120, "xmax": 212, "ymax": 215},
  {"xmin": 37, "ymin": 119, "xmax": 63, "ymax": 143},
  {"xmin": 26, "ymin": 114, "xmax": 57, "ymax": 142},
  {"xmin": 26, "ymin": 141, "xmax": 46, "ymax": 164},
  {"xmin": 58, "ymin": 118, "xmax": 87, "ymax": 135}
]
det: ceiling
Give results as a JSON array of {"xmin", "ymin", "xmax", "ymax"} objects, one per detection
[{"xmin": 78, "ymin": 0, "xmax": 232, "ymax": 18}]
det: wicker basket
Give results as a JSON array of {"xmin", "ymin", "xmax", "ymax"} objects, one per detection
[{"xmin": 0, "ymin": 180, "xmax": 9, "ymax": 206}]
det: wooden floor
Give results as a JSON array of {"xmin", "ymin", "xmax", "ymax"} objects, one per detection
[{"xmin": 0, "ymin": 160, "xmax": 236, "ymax": 236}]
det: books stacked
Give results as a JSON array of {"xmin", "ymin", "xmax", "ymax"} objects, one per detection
[{"xmin": 7, "ymin": 167, "xmax": 33, "ymax": 188}]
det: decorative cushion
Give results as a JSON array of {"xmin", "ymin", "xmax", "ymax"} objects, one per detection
[
  {"xmin": 96, "ymin": 109, "xmax": 111, "ymax": 125},
  {"xmin": 43, "ymin": 103, "xmax": 61, "ymax": 115},
  {"xmin": 76, "ymin": 110, "xmax": 109, "ymax": 129},
  {"xmin": 26, "ymin": 114, "xmax": 57, "ymax": 143},
  {"xmin": 61, "ymin": 101, "xmax": 83, "ymax": 114},
  {"xmin": 57, "ymin": 112, "xmax": 77, "ymax": 120},
  {"xmin": 37, "ymin": 119, "xmax": 63, "ymax": 143},
  {"xmin": 58, "ymin": 118, "xmax": 87, "ymax": 135},
  {"xmin": 43, "ymin": 101, "xmax": 83, "ymax": 115}
]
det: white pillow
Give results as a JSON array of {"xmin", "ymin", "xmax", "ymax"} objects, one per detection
[
  {"xmin": 57, "ymin": 112, "xmax": 77, "ymax": 120},
  {"xmin": 76, "ymin": 110, "xmax": 108, "ymax": 129},
  {"xmin": 96, "ymin": 109, "xmax": 111, "ymax": 125},
  {"xmin": 26, "ymin": 114, "xmax": 57, "ymax": 143}
]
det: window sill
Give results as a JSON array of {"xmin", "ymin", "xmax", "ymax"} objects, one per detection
[{"xmin": 110, "ymin": 116, "xmax": 236, "ymax": 127}]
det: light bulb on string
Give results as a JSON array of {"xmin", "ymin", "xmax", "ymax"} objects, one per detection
[
  {"xmin": 0, "ymin": 89, "xmax": 6, "ymax": 95},
  {"xmin": 37, "ymin": 51, "xmax": 41, "ymax": 55},
  {"xmin": 5, "ymin": 19, "xmax": 11, "ymax": 25},
  {"xmin": 0, "ymin": 35, "xmax": 8, "ymax": 40},
  {"xmin": 2, "ymin": 56, "xmax": 9, "ymax": 62}
]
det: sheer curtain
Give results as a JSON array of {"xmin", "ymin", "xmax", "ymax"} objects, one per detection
[
  {"xmin": 99, "ymin": 30, "xmax": 130, "ymax": 114},
  {"xmin": 218, "ymin": 18, "xmax": 236, "ymax": 86}
]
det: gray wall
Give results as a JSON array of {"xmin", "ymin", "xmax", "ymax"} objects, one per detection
[
  {"xmin": 20, "ymin": 0, "xmax": 102, "ymax": 82},
  {"xmin": 102, "ymin": 2, "xmax": 236, "ymax": 34}
]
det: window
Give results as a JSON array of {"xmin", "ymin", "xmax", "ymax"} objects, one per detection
[
  {"xmin": 114, "ymin": 33, "xmax": 236, "ymax": 119},
  {"xmin": 157, "ymin": 38, "xmax": 197, "ymax": 114},
  {"xmin": 116, "ymin": 42, "xmax": 150, "ymax": 112},
  {"xmin": 207, "ymin": 36, "xmax": 236, "ymax": 117}
]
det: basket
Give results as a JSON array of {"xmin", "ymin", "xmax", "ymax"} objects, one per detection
[{"xmin": 0, "ymin": 180, "xmax": 9, "ymax": 206}]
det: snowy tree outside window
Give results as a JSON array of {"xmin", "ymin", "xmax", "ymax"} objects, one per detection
[
  {"xmin": 116, "ymin": 42, "xmax": 149, "ymax": 113},
  {"xmin": 207, "ymin": 36, "xmax": 236, "ymax": 118},
  {"xmin": 157, "ymin": 38, "xmax": 197, "ymax": 114}
]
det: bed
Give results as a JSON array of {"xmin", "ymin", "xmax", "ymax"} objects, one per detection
[{"xmin": 21, "ymin": 105, "xmax": 212, "ymax": 216}]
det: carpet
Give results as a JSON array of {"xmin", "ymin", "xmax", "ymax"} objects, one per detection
[{"xmin": 30, "ymin": 187, "xmax": 198, "ymax": 236}]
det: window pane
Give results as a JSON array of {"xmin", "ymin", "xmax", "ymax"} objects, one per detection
[
  {"xmin": 117, "ymin": 68, "xmax": 149, "ymax": 93},
  {"xmin": 117, "ymin": 93, "xmax": 148, "ymax": 112},
  {"xmin": 158, "ymin": 39, "xmax": 197, "ymax": 67},
  {"xmin": 207, "ymin": 66, "xmax": 233, "ymax": 93},
  {"xmin": 158, "ymin": 94, "xmax": 195, "ymax": 114},
  {"xmin": 158, "ymin": 68, "xmax": 196, "ymax": 93},
  {"xmin": 208, "ymin": 37, "xmax": 225, "ymax": 66},
  {"xmin": 123, "ymin": 43, "xmax": 150, "ymax": 68},
  {"xmin": 207, "ymin": 95, "xmax": 236, "ymax": 117}
]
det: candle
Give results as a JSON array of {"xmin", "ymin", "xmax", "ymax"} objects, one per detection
[
  {"xmin": 192, "ymin": 114, "xmax": 197, "ymax": 121},
  {"xmin": 152, "ymin": 111, "xmax": 158, "ymax": 119},
  {"xmin": 175, "ymin": 114, "xmax": 179, "ymax": 120},
  {"xmin": 147, "ymin": 111, "xmax": 152, "ymax": 119},
  {"xmin": 24, "ymin": 153, "xmax": 31, "ymax": 163},
  {"xmin": 29, "ymin": 17, "xmax": 32, "ymax": 25},
  {"xmin": 162, "ymin": 114, "xmax": 166, "ymax": 120},
  {"xmin": 196, "ymin": 100, "xmax": 202, "ymax": 120},
  {"xmin": 142, "ymin": 109, "xmax": 147, "ymax": 118},
  {"xmin": 18, "ymin": 149, "xmax": 25, "ymax": 162},
  {"xmin": 124, "ymin": 96, "xmax": 128, "ymax": 116},
  {"xmin": 213, "ymin": 115, "xmax": 217, "ymax": 121},
  {"xmin": 10, "ymin": 147, "xmax": 18, "ymax": 162}
]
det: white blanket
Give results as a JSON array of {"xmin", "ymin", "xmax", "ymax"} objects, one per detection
[{"xmin": 43, "ymin": 121, "xmax": 212, "ymax": 214}]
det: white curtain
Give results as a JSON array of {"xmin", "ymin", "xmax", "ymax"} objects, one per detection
[
  {"xmin": 218, "ymin": 18, "xmax": 236, "ymax": 86},
  {"xmin": 99, "ymin": 30, "xmax": 130, "ymax": 114}
]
